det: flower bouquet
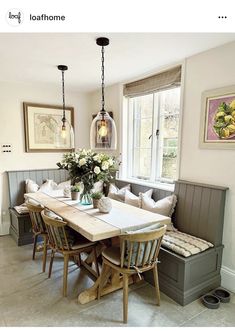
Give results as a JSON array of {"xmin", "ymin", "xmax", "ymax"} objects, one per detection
[{"xmin": 57, "ymin": 149, "xmax": 117, "ymax": 205}]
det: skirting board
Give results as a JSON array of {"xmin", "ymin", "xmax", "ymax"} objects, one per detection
[
  {"xmin": 221, "ymin": 266, "xmax": 235, "ymax": 293},
  {"xmin": 0, "ymin": 221, "xmax": 10, "ymax": 235}
]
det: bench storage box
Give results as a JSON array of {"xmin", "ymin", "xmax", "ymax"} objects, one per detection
[
  {"xmin": 7, "ymin": 168, "xmax": 68, "ymax": 246},
  {"xmin": 115, "ymin": 179, "xmax": 227, "ymax": 306}
]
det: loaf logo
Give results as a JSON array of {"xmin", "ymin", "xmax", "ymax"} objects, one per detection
[{"xmin": 6, "ymin": 9, "xmax": 23, "ymax": 26}]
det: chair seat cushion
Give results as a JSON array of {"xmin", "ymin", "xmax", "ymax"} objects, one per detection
[{"xmin": 102, "ymin": 246, "xmax": 121, "ymax": 265}]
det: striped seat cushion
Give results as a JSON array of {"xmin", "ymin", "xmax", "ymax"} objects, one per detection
[{"xmin": 162, "ymin": 230, "xmax": 213, "ymax": 257}]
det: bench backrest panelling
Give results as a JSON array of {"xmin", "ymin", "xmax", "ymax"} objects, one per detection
[
  {"xmin": 115, "ymin": 179, "xmax": 227, "ymax": 247},
  {"xmin": 7, "ymin": 169, "xmax": 68, "ymax": 207},
  {"xmin": 174, "ymin": 180, "xmax": 227, "ymax": 246},
  {"xmin": 115, "ymin": 179, "xmax": 172, "ymax": 201}
]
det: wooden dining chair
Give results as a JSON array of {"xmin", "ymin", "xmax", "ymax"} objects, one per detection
[
  {"xmin": 98, "ymin": 224, "xmax": 167, "ymax": 323},
  {"xmin": 26, "ymin": 201, "xmax": 48, "ymax": 272},
  {"xmin": 41, "ymin": 210, "xmax": 99, "ymax": 297}
]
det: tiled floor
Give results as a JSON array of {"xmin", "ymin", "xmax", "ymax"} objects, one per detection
[{"xmin": 0, "ymin": 235, "xmax": 234, "ymax": 327}]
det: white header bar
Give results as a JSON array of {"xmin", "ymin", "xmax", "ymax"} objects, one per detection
[{"xmin": 0, "ymin": 0, "xmax": 235, "ymax": 32}]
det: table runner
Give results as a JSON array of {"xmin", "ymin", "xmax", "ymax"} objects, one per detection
[{"xmin": 57, "ymin": 197, "xmax": 171, "ymax": 232}]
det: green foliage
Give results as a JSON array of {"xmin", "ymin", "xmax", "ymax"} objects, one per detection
[
  {"xmin": 57, "ymin": 149, "xmax": 118, "ymax": 193},
  {"xmin": 71, "ymin": 184, "xmax": 80, "ymax": 192},
  {"xmin": 91, "ymin": 192, "xmax": 103, "ymax": 199}
]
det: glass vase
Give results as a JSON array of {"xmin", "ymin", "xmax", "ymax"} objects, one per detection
[{"xmin": 80, "ymin": 191, "xmax": 92, "ymax": 205}]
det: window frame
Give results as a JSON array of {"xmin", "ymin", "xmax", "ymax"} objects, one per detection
[{"xmin": 120, "ymin": 62, "xmax": 185, "ymax": 189}]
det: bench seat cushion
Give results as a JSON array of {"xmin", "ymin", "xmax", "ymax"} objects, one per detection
[{"xmin": 162, "ymin": 230, "xmax": 214, "ymax": 257}]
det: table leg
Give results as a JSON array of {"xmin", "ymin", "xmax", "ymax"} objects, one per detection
[{"xmin": 78, "ymin": 269, "xmax": 142, "ymax": 304}]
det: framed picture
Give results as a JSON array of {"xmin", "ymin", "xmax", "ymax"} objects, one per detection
[
  {"xmin": 92, "ymin": 111, "xmax": 113, "ymax": 149},
  {"xmin": 200, "ymin": 85, "xmax": 235, "ymax": 149},
  {"xmin": 23, "ymin": 102, "xmax": 74, "ymax": 152}
]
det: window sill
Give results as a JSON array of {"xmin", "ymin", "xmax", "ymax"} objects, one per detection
[{"xmin": 117, "ymin": 176, "xmax": 175, "ymax": 192}]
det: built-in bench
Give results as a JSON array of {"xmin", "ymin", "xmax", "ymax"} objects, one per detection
[
  {"xmin": 7, "ymin": 169, "xmax": 228, "ymax": 305},
  {"xmin": 7, "ymin": 169, "xmax": 68, "ymax": 245},
  {"xmin": 115, "ymin": 179, "xmax": 228, "ymax": 306}
]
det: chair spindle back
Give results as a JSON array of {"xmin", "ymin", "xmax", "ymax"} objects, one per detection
[
  {"xmin": 41, "ymin": 210, "xmax": 70, "ymax": 251},
  {"xmin": 26, "ymin": 202, "xmax": 45, "ymax": 234},
  {"xmin": 120, "ymin": 225, "xmax": 167, "ymax": 269}
]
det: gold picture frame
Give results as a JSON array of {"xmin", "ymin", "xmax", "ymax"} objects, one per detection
[
  {"xmin": 200, "ymin": 85, "xmax": 235, "ymax": 149},
  {"xmin": 23, "ymin": 102, "xmax": 74, "ymax": 152}
]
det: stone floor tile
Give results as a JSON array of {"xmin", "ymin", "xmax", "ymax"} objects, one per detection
[{"xmin": 1, "ymin": 235, "xmax": 235, "ymax": 327}]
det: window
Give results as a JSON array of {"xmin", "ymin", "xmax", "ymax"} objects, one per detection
[{"xmin": 126, "ymin": 86, "xmax": 181, "ymax": 183}]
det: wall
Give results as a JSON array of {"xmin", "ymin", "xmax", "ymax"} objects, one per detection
[
  {"xmin": 0, "ymin": 81, "xmax": 90, "ymax": 234},
  {"xmin": 89, "ymin": 41, "xmax": 235, "ymax": 292},
  {"xmin": 181, "ymin": 41, "xmax": 235, "ymax": 292}
]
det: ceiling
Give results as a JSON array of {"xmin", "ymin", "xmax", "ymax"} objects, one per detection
[{"xmin": 0, "ymin": 33, "xmax": 235, "ymax": 92}]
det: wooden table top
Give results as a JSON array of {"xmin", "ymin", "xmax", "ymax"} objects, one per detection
[{"xmin": 25, "ymin": 192, "xmax": 171, "ymax": 242}]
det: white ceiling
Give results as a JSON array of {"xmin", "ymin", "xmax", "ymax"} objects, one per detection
[{"xmin": 0, "ymin": 33, "xmax": 235, "ymax": 92}]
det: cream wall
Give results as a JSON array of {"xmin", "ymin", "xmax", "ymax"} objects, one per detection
[
  {"xmin": 0, "ymin": 81, "xmax": 90, "ymax": 234},
  {"xmin": 181, "ymin": 41, "xmax": 235, "ymax": 291},
  {"xmin": 89, "ymin": 41, "xmax": 235, "ymax": 291}
]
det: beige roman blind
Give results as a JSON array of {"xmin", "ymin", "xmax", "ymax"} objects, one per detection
[{"xmin": 123, "ymin": 65, "xmax": 181, "ymax": 97}]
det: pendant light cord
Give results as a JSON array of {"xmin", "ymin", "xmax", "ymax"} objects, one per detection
[
  {"xmin": 62, "ymin": 70, "xmax": 66, "ymax": 122},
  {"xmin": 101, "ymin": 45, "xmax": 105, "ymax": 112}
]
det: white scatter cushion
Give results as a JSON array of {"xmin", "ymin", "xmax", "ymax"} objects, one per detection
[
  {"xmin": 56, "ymin": 179, "xmax": 71, "ymax": 197},
  {"xmin": 44, "ymin": 209, "xmax": 63, "ymax": 221},
  {"xmin": 38, "ymin": 179, "xmax": 54, "ymax": 193},
  {"xmin": 25, "ymin": 198, "xmax": 43, "ymax": 208},
  {"xmin": 48, "ymin": 189, "xmax": 64, "ymax": 197},
  {"xmin": 57, "ymin": 179, "xmax": 71, "ymax": 190},
  {"xmin": 141, "ymin": 194, "xmax": 177, "ymax": 217},
  {"xmin": 25, "ymin": 179, "xmax": 39, "ymax": 193},
  {"xmin": 92, "ymin": 181, "xmax": 104, "ymax": 193},
  {"xmin": 38, "ymin": 180, "xmax": 64, "ymax": 197},
  {"xmin": 162, "ymin": 230, "xmax": 214, "ymax": 257},
  {"xmin": 125, "ymin": 189, "xmax": 153, "ymax": 208},
  {"xmin": 108, "ymin": 184, "xmax": 131, "ymax": 202}
]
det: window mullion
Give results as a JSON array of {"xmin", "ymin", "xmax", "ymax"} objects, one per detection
[
  {"xmin": 150, "ymin": 93, "xmax": 158, "ymax": 182},
  {"xmin": 156, "ymin": 93, "xmax": 163, "ymax": 181}
]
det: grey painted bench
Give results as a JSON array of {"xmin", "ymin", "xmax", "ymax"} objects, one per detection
[
  {"xmin": 7, "ymin": 168, "xmax": 68, "ymax": 245},
  {"xmin": 115, "ymin": 179, "xmax": 228, "ymax": 306},
  {"xmin": 7, "ymin": 169, "xmax": 227, "ymax": 305}
]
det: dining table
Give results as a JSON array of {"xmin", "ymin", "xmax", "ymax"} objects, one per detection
[{"xmin": 25, "ymin": 192, "xmax": 171, "ymax": 304}]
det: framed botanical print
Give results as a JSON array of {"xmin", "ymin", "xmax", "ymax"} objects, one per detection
[
  {"xmin": 23, "ymin": 102, "xmax": 74, "ymax": 152},
  {"xmin": 200, "ymin": 85, "xmax": 235, "ymax": 149}
]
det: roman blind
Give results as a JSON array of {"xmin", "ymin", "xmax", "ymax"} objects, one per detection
[{"xmin": 123, "ymin": 65, "xmax": 181, "ymax": 97}]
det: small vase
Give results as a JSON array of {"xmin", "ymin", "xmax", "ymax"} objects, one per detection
[
  {"xmin": 71, "ymin": 191, "xmax": 79, "ymax": 200},
  {"xmin": 81, "ymin": 192, "xmax": 92, "ymax": 205},
  {"xmin": 92, "ymin": 198, "xmax": 100, "ymax": 209}
]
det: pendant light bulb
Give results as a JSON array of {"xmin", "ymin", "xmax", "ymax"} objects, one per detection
[
  {"xmin": 98, "ymin": 120, "xmax": 108, "ymax": 137},
  {"xmin": 61, "ymin": 125, "xmax": 66, "ymax": 139}
]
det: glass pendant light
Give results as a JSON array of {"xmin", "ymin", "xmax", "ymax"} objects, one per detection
[
  {"xmin": 90, "ymin": 37, "xmax": 117, "ymax": 150},
  {"xmin": 57, "ymin": 65, "xmax": 75, "ymax": 149}
]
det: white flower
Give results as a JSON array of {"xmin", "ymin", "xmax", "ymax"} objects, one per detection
[
  {"xmin": 101, "ymin": 161, "xmax": 110, "ymax": 170},
  {"xmin": 94, "ymin": 166, "xmax": 101, "ymax": 174},
  {"xmin": 108, "ymin": 159, "xmax": 113, "ymax": 166},
  {"xmin": 93, "ymin": 155, "xmax": 99, "ymax": 161},
  {"xmin": 79, "ymin": 158, "xmax": 86, "ymax": 166}
]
